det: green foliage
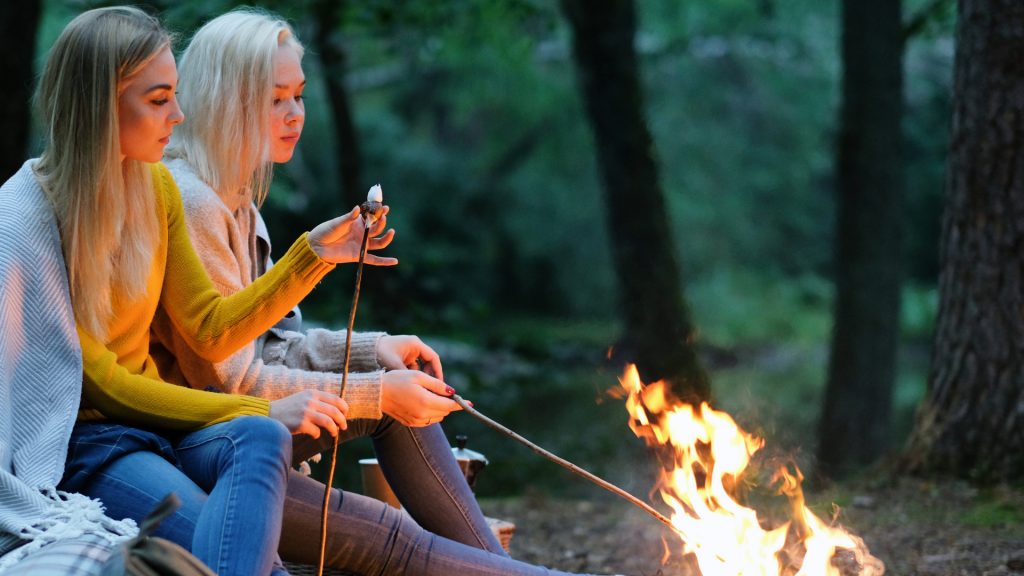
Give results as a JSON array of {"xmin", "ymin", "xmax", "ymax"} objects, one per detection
[
  {"xmin": 40, "ymin": 0, "xmax": 953, "ymax": 343},
  {"xmin": 901, "ymin": 283, "xmax": 938, "ymax": 341},
  {"xmin": 688, "ymin": 270, "xmax": 833, "ymax": 347},
  {"xmin": 36, "ymin": 0, "xmax": 956, "ymax": 489},
  {"xmin": 963, "ymin": 494, "xmax": 1024, "ymax": 527}
]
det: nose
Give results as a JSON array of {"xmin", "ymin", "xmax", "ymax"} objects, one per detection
[
  {"xmin": 285, "ymin": 99, "xmax": 304, "ymax": 125},
  {"xmin": 169, "ymin": 97, "xmax": 185, "ymax": 126}
]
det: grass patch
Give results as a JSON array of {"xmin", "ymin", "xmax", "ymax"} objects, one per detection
[{"xmin": 963, "ymin": 494, "xmax": 1024, "ymax": 527}]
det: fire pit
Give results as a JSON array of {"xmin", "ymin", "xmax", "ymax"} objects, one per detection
[{"xmin": 613, "ymin": 364, "xmax": 885, "ymax": 576}]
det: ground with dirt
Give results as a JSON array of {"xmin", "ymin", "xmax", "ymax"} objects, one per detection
[{"xmin": 479, "ymin": 478, "xmax": 1024, "ymax": 576}]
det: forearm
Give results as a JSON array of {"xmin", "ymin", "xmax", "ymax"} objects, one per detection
[
  {"xmin": 263, "ymin": 328, "xmax": 384, "ymax": 374},
  {"xmin": 232, "ymin": 360, "xmax": 384, "ymax": 421},
  {"xmin": 79, "ymin": 329, "xmax": 269, "ymax": 430},
  {"xmin": 163, "ymin": 233, "xmax": 334, "ymax": 363}
]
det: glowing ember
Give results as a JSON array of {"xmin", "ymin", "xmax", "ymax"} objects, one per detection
[{"xmin": 614, "ymin": 364, "xmax": 884, "ymax": 576}]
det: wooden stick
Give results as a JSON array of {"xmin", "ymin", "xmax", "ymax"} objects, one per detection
[
  {"xmin": 450, "ymin": 394, "xmax": 683, "ymax": 538},
  {"xmin": 317, "ymin": 223, "xmax": 371, "ymax": 576}
]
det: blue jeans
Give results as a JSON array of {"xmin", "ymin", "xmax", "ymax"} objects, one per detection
[
  {"xmin": 284, "ymin": 417, "xmax": 598, "ymax": 575},
  {"xmin": 60, "ymin": 417, "xmax": 291, "ymax": 576}
]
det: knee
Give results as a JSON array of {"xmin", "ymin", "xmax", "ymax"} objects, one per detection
[{"xmin": 232, "ymin": 416, "xmax": 292, "ymax": 463}]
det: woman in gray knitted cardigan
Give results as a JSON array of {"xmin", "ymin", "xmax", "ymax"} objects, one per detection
[{"xmin": 148, "ymin": 8, "xmax": 623, "ymax": 576}]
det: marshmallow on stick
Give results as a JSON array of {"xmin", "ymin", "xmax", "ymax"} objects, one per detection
[{"xmin": 360, "ymin": 184, "xmax": 384, "ymax": 225}]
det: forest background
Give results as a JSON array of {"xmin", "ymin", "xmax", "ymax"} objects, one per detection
[{"xmin": 1, "ymin": 0, "xmax": 962, "ymax": 507}]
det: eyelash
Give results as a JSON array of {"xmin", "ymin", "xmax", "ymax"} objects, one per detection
[{"xmin": 273, "ymin": 95, "xmax": 304, "ymax": 106}]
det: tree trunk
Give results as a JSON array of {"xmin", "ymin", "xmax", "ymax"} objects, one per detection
[
  {"xmin": 0, "ymin": 0, "xmax": 42, "ymax": 181},
  {"xmin": 560, "ymin": 0, "xmax": 708, "ymax": 401},
  {"xmin": 901, "ymin": 0, "xmax": 1024, "ymax": 483},
  {"xmin": 816, "ymin": 0, "xmax": 905, "ymax": 479},
  {"xmin": 312, "ymin": 0, "xmax": 364, "ymax": 209}
]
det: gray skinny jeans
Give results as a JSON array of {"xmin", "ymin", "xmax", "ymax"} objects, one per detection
[{"xmin": 281, "ymin": 416, "xmax": 602, "ymax": 575}]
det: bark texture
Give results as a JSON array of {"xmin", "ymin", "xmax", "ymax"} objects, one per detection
[{"xmin": 902, "ymin": 0, "xmax": 1024, "ymax": 483}]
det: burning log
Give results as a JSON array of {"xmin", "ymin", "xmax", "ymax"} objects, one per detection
[{"xmin": 614, "ymin": 364, "xmax": 885, "ymax": 576}]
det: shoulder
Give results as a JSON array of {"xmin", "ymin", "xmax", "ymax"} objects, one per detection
[
  {"xmin": 164, "ymin": 158, "xmax": 230, "ymax": 217},
  {"xmin": 0, "ymin": 160, "xmax": 54, "ymax": 239},
  {"xmin": 0, "ymin": 159, "xmax": 44, "ymax": 209},
  {"xmin": 149, "ymin": 161, "xmax": 176, "ymax": 194}
]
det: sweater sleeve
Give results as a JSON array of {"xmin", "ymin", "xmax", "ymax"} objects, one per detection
[
  {"xmin": 263, "ymin": 328, "xmax": 384, "ymax": 374},
  {"xmin": 211, "ymin": 358, "xmax": 384, "ymax": 420},
  {"xmin": 79, "ymin": 327, "xmax": 270, "ymax": 429},
  {"xmin": 154, "ymin": 164, "xmax": 334, "ymax": 363},
  {"xmin": 164, "ymin": 172, "xmax": 383, "ymax": 419}
]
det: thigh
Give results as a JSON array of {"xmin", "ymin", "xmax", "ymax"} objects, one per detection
[
  {"xmin": 291, "ymin": 417, "xmax": 384, "ymax": 464},
  {"xmin": 172, "ymin": 415, "xmax": 291, "ymax": 492},
  {"xmin": 277, "ymin": 470, "xmax": 413, "ymax": 570},
  {"xmin": 375, "ymin": 422, "xmax": 505, "ymax": 553},
  {"xmin": 76, "ymin": 450, "xmax": 206, "ymax": 550}
]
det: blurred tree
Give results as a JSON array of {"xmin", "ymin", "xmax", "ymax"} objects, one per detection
[
  {"xmin": 311, "ymin": 0, "xmax": 364, "ymax": 209},
  {"xmin": 816, "ymin": 0, "xmax": 904, "ymax": 479},
  {"xmin": 0, "ymin": 0, "xmax": 42, "ymax": 181},
  {"xmin": 560, "ymin": 0, "xmax": 708, "ymax": 401},
  {"xmin": 901, "ymin": 0, "xmax": 1024, "ymax": 483}
]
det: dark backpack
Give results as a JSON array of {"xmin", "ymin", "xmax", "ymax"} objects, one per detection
[{"xmin": 100, "ymin": 494, "xmax": 215, "ymax": 576}]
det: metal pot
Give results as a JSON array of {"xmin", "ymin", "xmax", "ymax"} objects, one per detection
[
  {"xmin": 360, "ymin": 435, "xmax": 490, "ymax": 508},
  {"xmin": 451, "ymin": 434, "xmax": 488, "ymax": 491}
]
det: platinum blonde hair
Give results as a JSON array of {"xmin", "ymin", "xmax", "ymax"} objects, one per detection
[
  {"xmin": 167, "ymin": 8, "xmax": 303, "ymax": 207},
  {"xmin": 34, "ymin": 6, "xmax": 169, "ymax": 338}
]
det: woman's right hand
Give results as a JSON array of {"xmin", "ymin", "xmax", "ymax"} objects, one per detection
[
  {"xmin": 380, "ymin": 370, "xmax": 463, "ymax": 427},
  {"xmin": 269, "ymin": 389, "xmax": 349, "ymax": 438},
  {"xmin": 308, "ymin": 205, "xmax": 398, "ymax": 265}
]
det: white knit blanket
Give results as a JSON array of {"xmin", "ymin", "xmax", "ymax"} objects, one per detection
[{"xmin": 0, "ymin": 160, "xmax": 136, "ymax": 569}]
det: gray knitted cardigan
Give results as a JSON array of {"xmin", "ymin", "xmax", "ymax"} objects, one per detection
[{"xmin": 0, "ymin": 161, "xmax": 136, "ymax": 568}]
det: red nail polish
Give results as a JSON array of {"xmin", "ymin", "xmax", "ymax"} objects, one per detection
[{"xmin": 445, "ymin": 386, "xmax": 455, "ymax": 396}]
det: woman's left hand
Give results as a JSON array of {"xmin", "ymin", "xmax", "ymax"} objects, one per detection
[
  {"xmin": 377, "ymin": 335, "xmax": 443, "ymax": 381},
  {"xmin": 308, "ymin": 205, "xmax": 397, "ymax": 265}
]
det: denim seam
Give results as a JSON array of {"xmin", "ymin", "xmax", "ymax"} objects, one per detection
[{"xmin": 408, "ymin": 426, "xmax": 495, "ymax": 551}]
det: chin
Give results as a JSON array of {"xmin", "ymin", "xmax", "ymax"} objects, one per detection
[
  {"xmin": 272, "ymin": 150, "xmax": 296, "ymax": 164},
  {"xmin": 125, "ymin": 154, "xmax": 162, "ymax": 164}
]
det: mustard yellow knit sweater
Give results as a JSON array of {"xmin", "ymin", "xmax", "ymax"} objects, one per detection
[{"xmin": 78, "ymin": 163, "xmax": 334, "ymax": 429}]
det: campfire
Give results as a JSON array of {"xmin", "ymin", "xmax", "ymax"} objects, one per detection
[{"xmin": 613, "ymin": 365, "xmax": 885, "ymax": 576}]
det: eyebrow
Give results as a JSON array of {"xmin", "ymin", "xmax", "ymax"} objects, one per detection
[
  {"xmin": 275, "ymin": 81, "xmax": 307, "ymax": 89},
  {"xmin": 144, "ymin": 84, "xmax": 174, "ymax": 93}
]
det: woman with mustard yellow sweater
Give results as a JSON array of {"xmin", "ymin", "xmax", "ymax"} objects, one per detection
[{"xmin": 21, "ymin": 7, "xmax": 394, "ymax": 575}]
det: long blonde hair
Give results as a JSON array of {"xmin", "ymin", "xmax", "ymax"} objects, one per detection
[
  {"xmin": 34, "ymin": 7, "xmax": 168, "ymax": 338},
  {"xmin": 166, "ymin": 8, "xmax": 303, "ymax": 207}
]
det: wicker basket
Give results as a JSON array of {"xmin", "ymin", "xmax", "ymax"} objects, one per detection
[{"xmin": 485, "ymin": 516, "xmax": 516, "ymax": 552}]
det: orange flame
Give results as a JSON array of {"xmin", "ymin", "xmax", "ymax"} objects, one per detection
[{"xmin": 617, "ymin": 364, "xmax": 884, "ymax": 576}]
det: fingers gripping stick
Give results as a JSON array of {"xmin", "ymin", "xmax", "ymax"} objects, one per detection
[{"xmin": 317, "ymin": 184, "xmax": 382, "ymax": 576}]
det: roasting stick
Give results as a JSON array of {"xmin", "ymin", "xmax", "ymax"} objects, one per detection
[
  {"xmin": 317, "ymin": 186, "xmax": 384, "ymax": 576},
  {"xmin": 450, "ymin": 394, "xmax": 683, "ymax": 538}
]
